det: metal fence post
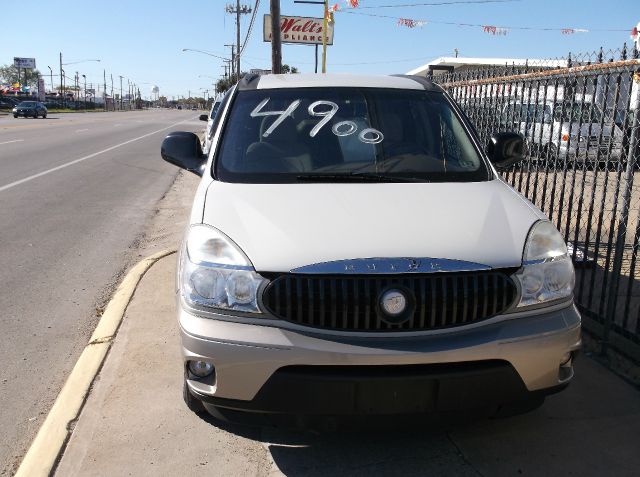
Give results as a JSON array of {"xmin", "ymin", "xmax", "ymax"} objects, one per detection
[{"xmin": 602, "ymin": 69, "xmax": 640, "ymax": 355}]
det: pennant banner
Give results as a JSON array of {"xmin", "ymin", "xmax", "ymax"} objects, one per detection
[
  {"xmin": 397, "ymin": 18, "xmax": 426, "ymax": 29},
  {"xmin": 482, "ymin": 25, "xmax": 509, "ymax": 35}
]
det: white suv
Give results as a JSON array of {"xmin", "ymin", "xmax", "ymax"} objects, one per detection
[
  {"xmin": 501, "ymin": 100, "xmax": 623, "ymax": 162},
  {"xmin": 161, "ymin": 73, "xmax": 581, "ymax": 425}
]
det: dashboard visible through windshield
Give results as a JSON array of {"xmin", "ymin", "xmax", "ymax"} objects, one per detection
[{"xmin": 215, "ymin": 88, "xmax": 489, "ymax": 183}]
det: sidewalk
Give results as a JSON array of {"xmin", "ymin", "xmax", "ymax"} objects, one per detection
[{"xmin": 49, "ymin": 251, "xmax": 640, "ymax": 476}]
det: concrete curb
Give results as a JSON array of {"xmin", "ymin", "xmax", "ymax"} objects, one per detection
[{"xmin": 15, "ymin": 249, "xmax": 177, "ymax": 477}]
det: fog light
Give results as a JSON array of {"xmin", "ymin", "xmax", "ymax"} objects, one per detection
[{"xmin": 188, "ymin": 360, "xmax": 214, "ymax": 378}]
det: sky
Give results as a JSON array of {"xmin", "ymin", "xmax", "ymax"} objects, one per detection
[{"xmin": 2, "ymin": 0, "xmax": 637, "ymax": 100}]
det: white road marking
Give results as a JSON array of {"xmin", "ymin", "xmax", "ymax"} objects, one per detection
[
  {"xmin": 75, "ymin": 129, "xmax": 89, "ymax": 133},
  {"xmin": 0, "ymin": 139, "xmax": 24, "ymax": 145},
  {"xmin": 0, "ymin": 119, "xmax": 189, "ymax": 193}
]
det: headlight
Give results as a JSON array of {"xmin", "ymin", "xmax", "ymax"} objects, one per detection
[
  {"xmin": 180, "ymin": 225, "xmax": 265, "ymax": 313},
  {"xmin": 514, "ymin": 221, "xmax": 575, "ymax": 307}
]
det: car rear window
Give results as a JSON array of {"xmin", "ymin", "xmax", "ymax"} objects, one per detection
[{"xmin": 214, "ymin": 88, "xmax": 489, "ymax": 183}]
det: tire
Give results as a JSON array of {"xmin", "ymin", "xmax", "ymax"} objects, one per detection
[
  {"xmin": 183, "ymin": 376, "xmax": 206, "ymax": 414},
  {"xmin": 13, "ymin": 114, "xmax": 17, "ymax": 118},
  {"xmin": 33, "ymin": 110, "xmax": 38, "ymax": 119},
  {"xmin": 42, "ymin": 112, "xmax": 47, "ymax": 119}
]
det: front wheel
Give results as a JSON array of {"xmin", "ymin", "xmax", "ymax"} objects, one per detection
[
  {"xmin": 13, "ymin": 114, "xmax": 17, "ymax": 118},
  {"xmin": 33, "ymin": 110, "xmax": 38, "ymax": 119},
  {"xmin": 42, "ymin": 112, "xmax": 47, "ymax": 119}
]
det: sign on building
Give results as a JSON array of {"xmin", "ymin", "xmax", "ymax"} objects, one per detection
[
  {"xmin": 14, "ymin": 57, "xmax": 36, "ymax": 69},
  {"xmin": 249, "ymin": 68, "xmax": 272, "ymax": 75},
  {"xmin": 263, "ymin": 15, "xmax": 333, "ymax": 45}
]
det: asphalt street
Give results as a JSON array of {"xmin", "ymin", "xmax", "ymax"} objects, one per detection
[{"xmin": 0, "ymin": 109, "xmax": 201, "ymax": 475}]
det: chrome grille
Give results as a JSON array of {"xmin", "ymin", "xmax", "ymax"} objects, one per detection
[{"xmin": 261, "ymin": 271, "xmax": 518, "ymax": 332}]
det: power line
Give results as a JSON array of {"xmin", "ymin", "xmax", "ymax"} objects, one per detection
[
  {"xmin": 230, "ymin": 54, "xmax": 450, "ymax": 66},
  {"xmin": 239, "ymin": 0, "xmax": 260, "ymax": 57},
  {"xmin": 354, "ymin": 0, "xmax": 521, "ymax": 8},
  {"xmin": 341, "ymin": 9, "xmax": 629, "ymax": 32}
]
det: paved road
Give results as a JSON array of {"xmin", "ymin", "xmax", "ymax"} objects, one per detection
[{"xmin": 0, "ymin": 109, "xmax": 202, "ymax": 475}]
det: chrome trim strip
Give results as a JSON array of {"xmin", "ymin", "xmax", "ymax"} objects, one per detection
[
  {"xmin": 522, "ymin": 254, "xmax": 570, "ymax": 266},
  {"xmin": 191, "ymin": 260, "xmax": 254, "ymax": 271},
  {"xmin": 290, "ymin": 257, "xmax": 492, "ymax": 275}
]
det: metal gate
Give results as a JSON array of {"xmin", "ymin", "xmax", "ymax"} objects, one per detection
[{"xmin": 437, "ymin": 44, "xmax": 640, "ymax": 366}]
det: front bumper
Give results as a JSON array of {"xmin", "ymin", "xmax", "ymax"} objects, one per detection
[{"xmin": 181, "ymin": 302, "xmax": 581, "ymax": 414}]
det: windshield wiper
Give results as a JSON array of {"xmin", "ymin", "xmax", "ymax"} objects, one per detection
[{"xmin": 296, "ymin": 173, "xmax": 426, "ymax": 183}]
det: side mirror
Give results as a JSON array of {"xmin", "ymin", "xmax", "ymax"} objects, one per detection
[
  {"xmin": 161, "ymin": 131, "xmax": 206, "ymax": 176},
  {"xmin": 486, "ymin": 132, "xmax": 524, "ymax": 171},
  {"xmin": 199, "ymin": 114, "xmax": 208, "ymax": 122}
]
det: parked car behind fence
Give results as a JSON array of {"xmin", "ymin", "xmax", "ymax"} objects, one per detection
[{"xmin": 438, "ymin": 43, "xmax": 640, "ymax": 374}]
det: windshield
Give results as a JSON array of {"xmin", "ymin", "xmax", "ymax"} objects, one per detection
[
  {"xmin": 215, "ymin": 88, "xmax": 488, "ymax": 183},
  {"xmin": 18, "ymin": 101, "xmax": 36, "ymax": 107}
]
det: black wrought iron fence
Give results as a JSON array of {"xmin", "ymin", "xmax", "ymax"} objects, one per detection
[{"xmin": 436, "ymin": 43, "xmax": 640, "ymax": 365}]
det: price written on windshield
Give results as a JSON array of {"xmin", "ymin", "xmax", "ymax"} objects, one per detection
[{"xmin": 250, "ymin": 99, "xmax": 384, "ymax": 144}]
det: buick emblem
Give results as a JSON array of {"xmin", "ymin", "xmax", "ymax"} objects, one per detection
[{"xmin": 381, "ymin": 289, "xmax": 407, "ymax": 316}]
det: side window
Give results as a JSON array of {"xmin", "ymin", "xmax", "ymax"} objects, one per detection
[{"xmin": 207, "ymin": 91, "xmax": 232, "ymax": 142}]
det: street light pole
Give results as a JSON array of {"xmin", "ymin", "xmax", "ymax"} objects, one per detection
[{"xmin": 47, "ymin": 66, "xmax": 53, "ymax": 93}]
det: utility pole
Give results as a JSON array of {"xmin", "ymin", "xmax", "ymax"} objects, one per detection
[
  {"xmin": 59, "ymin": 53, "xmax": 63, "ymax": 107},
  {"xmin": 119, "ymin": 75, "xmax": 123, "ymax": 111},
  {"xmin": 224, "ymin": 44, "xmax": 236, "ymax": 80},
  {"xmin": 322, "ymin": 0, "xmax": 328, "ymax": 73},
  {"xmin": 110, "ymin": 74, "xmax": 114, "ymax": 111},
  {"xmin": 226, "ymin": 2, "xmax": 252, "ymax": 80},
  {"xmin": 270, "ymin": 0, "xmax": 282, "ymax": 74},
  {"xmin": 103, "ymin": 70, "xmax": 107, "ymax": 111}
]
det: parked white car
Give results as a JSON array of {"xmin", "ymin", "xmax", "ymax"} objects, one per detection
[
  {"xmin": 501, "ymin": 100, "xmax": 623, "ymax": 162},
  {"xmin": 161, "ymin": 73, "xmax": 581, "ymax": 425}
]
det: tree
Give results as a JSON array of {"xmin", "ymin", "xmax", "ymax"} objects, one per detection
[
  {"xmin": 281, "ymin": 64, "xmax": 299, "ymax": 74},
  {"xmin": 0, "ymin": 64, "xmax": 42, "ymax": 88}
]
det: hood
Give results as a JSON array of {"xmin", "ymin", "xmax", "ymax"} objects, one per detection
[{"xmin": 202, "ymin": 179, "xmax": 545, "ymax": 273}]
